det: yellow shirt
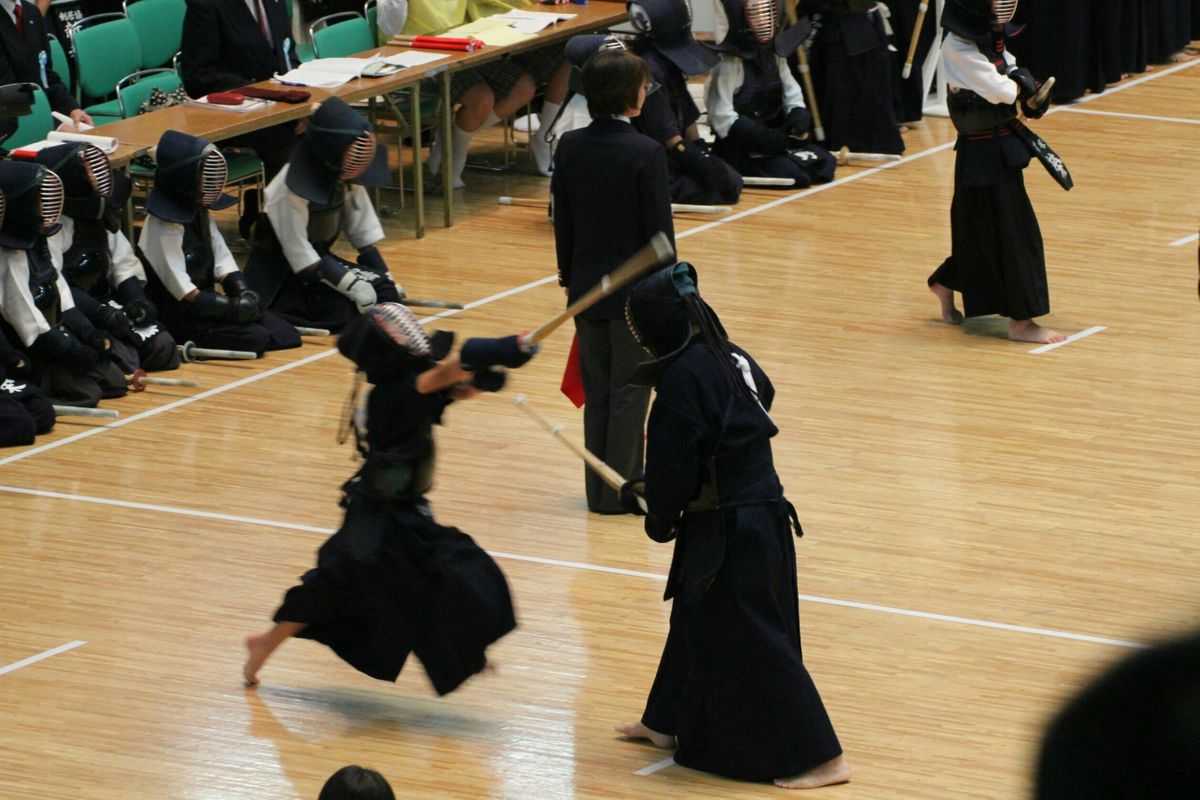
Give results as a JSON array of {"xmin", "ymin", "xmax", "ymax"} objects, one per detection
[{"xmin": 401, "ymin": 0, "xmax": 532, "ymax": 34}]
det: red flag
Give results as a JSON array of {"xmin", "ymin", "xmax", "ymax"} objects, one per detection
[{"xmin": 560, "ymin": 333, "xmax": 585, "ymax": 408}]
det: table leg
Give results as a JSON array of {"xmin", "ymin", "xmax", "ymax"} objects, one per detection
[
  {"xmin": 442, "ymin": 70, "xmax": 454, "ymax": 228},
  {"xmin": 412, "ymin": 81, "xmax": 425, "ymax": 239}
]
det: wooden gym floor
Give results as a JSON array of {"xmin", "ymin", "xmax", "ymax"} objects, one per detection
[{"xmin": 2, "ymin": 59, "xmax": 1198, "ymax": 799}]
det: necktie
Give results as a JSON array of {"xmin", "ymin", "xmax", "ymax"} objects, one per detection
[
  {"xmin": 13, "ymin": 3, "xmax": 23, "ymax": 35},
  {"xmin": 255, "ymin": 0, "xmax": 270, "ymax": 46}
]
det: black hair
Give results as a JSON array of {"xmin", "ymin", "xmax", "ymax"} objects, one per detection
[
  {"xmin": 581, "ymin": 49, "xmax": 650, "ymax": 119},
  {"xmin": 317, "ymin": 765, "xmax": 396, "ymax": 800}
]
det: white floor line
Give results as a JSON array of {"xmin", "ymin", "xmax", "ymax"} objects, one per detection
[
  {"xmin": 634, "ymin": 756, "xmax": 676, "ymax": 776},
  {"xmin": 1029, "ymin": 325, "xmax": 1107, "ymax": 354},
  {"xmin": 0, "ymin": 484, "xmax": 1148, "ymax": 651},
  {"xmin": 1170, "ymin": 233, "xmax": 1199, "ymax": 247},
  {"xmin": 0, "ymin": 640, "xmax": 87, "ymax": 677},
  {"xmin": 1058, "ymin": 107, "xmax": 1200, "ymax": 125}
]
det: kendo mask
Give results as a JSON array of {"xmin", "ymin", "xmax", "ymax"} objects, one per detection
[
  {"xmin": 146, "ymin": 130, "xmax": 236, "ymax": 224},
  {"xmin": 34, "ymin": 142, "xmax": 122, "ymax": 223},
  {"xmin": 941, "ymin": 0, "xmax": 1005, "ymax": 40},
  {"xmin": 715, "ymin": 0, "xmax": 808, "ymax": 59},
  {"xmin": 626, "ymin": 0, "xmax": 717, "ymax": 76},
  {"xmin": 0, "ymin": 160, "xmax": 64, "ymax": 250},
  {"xmin": 337, "ymin": 302, "xmax": 453, "ymax": 383},
  {"xmin": 565, "ymin": 33, "xmax": 630, "ymax": 95},
  {"xmin": 286, "ymin": 97, "xmax": 390, "ymax": 205},
  {"xmin": 625, "ymin": 262, "xmax": 706, "ymax": 386}
]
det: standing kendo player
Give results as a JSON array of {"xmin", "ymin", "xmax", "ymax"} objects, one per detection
[
  {"xmin": 626, "ymin": 0, "xmax": 743, "ymax": 206},
  {"xmin": 926, "ymin": 0, "xmax": 1070, "ymax": 345},
  {"xmin": 706, "ymin": 0, "xmax": 836, "ymax": 188},
  {"xmin": 245, "ymin": 97, "xmax": 403, "ymax": 333},
  {"xmin": 0, "ymin": 160, "xmax": 126, "ymax": 407},
  {"xmin": 37, "ymin": 143, "xmax": 180, "ymax": 375},
  {"xmin": 138, "ymin": 131, "xmax": 302, "ymax": 355}
]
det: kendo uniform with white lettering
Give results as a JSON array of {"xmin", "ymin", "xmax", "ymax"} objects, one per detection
[
  {"xmin": 269, "ymin": 305, "xmax": 532, "ymax": 694},
  {"xmin": 619, "ymin": 264, "xmax": 842, "ymax": 782},
  {"xmin": 37, "ymin": 143, "xmax": 180, "ymax": 374},
  {"xmin": 139, "ymin": 130, "xmax": 301, "ymax": 355},
  {"xmin": 246, "ymin": 97, "xmax": 401, "ymax": 333},
  {"xmin": 804, "ymin": 0, "xmax": 905, "ymax": 154},
  {"xmin": 0, "ymin": 322, "xmax": 54, "ymax": 447},
  {"xmin": 707, "ymin": 0, "xmax": 836, "ymax": 188},
  {"xmin": 926, "ymin": 0, "xmax": 1071, "ymax": 321},
  {"xmin": 0, "ymin": 160, "xmax": 126, "ymax": 406},
  {"xmin": 626, "ymin": 1, "xmax": 743, "ymax": 206}
]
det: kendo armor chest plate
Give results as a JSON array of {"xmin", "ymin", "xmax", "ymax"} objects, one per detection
[
  {"xmin": 182, "ymin": 212, "xmax": 217, "ymax": 290},
  {"xmin": 307, "ymin": 182, "xmax": 345, "ymax": 254},
  {"xmin": 732, "ymin": 51, "xmax": 785, "ymax": 123},
  {"xmin": 62, "ymin": 217, "xmax": 113, "ymax": 297},
  {"xmin": 27, "ymin": 248, "xmax": 62, "ymax": 325}
]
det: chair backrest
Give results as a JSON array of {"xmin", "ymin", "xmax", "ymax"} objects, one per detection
[
  {"xmin": 70, "ymin": 14, "xmax": 143, "ymax": 101},
  {"xmin": 116, "ymin": 67, "xmax": 181, "ymax": 117},
  {"xmin": 364, "ymin": 0, "xmax": 377, "ymax": 38},
  {"xmin": 6, "ymin": 87, "xmax": 54, "ymax": 150},
  {"xmin": 310, "ymin": 12, "xmax": 373, "ymax": 58},
  {"xmin": 48, "ymin": 34, "xmax": 72, "ymax": 92},
  {"xmin": 124, "ymin": 0, "xmax": 187, "ymax": 69}
]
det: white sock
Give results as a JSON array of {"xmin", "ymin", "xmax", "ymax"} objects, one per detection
[
  {"xmin": 448, "ymin": 111, "xmax": 500, "ymax": 187},
  {"xmin": 530, "ymin": 100, "xmax": 560, "ymax": 176}
]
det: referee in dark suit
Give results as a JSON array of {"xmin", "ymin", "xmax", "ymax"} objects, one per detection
[{"xmin": 552, "ymin": 48, "xmax": 675, "ymax": 514}]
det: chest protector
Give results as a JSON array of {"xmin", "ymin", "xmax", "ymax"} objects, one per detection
[
  {"xmin": 62, "ymin": 217, "xmax": 113, "ymax": 297},
  {"xmin": 182, "ymin": 211, "xmax": 216, "ymax": 290},
  {"xmin": 732, "ymin": 50, "xmax": 784, "ymax": 124},
  {"xmin": 947, "ymin": 33, "xmax": 1018, "ymax": 134},
  {"xmin": 27, "ymin": 245, "xmax": 62, "ymax": 325},
  {"xmin": 307, "ymin": 182, "xmax": 345, "ymax": 254}
]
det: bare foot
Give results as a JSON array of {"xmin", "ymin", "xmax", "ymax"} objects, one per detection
[
  {"xmin": 774, "ymin": 755, "xmax": 851, "ymax": 789},
  {"xmin": 929, "ymin": 282, "xmax": 964, "ymax": 324},
  {"xmin": 1008, "ymin": 319, "xmax": 1067, "ymax": 344},
  {"xmin": 614, "ymin": 721, "xmax": 677, "ymax": 749},
  {"xmin": 243, "ymin": 634, "xmax": 268, "ymax": 687},
  {"xmin": 1168, "ymin": 49, "xmax": 1196, "ymax": 63}
]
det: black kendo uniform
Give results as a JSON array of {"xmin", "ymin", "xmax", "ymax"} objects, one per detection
[
  {"xmin": 138, "ymin": 130, "xmax": 301, "ymax": 355},
  {"xmin": 926, "ymin": 0, "xmax": 1072, "ymax": 322},
  {"xmin": 0, "ymin": 160, "xmax": 126, "ymax": 406},
  {"xmin": 38, "ymin": 143, "xmax": 180, "ymax": 375},
  {"xmin": 269, "ymin": 304, "xmax": 533, "ymax": 694},
  {"xmin": 619, "ymin": 264, "xmax": 842, "ymax": 782},
  {"xmin": 245, "ymin": 97, "xmax": 402, "ymax": 333},
  {"xmin": 804, "ymin": 0, "xmax": 905, "ymax": 154},
  {"xmin": 625, "ymin": 0, "xmax": 743, "ymax": 205},
  {"xmin": 881, "ymin": 0, "xmax": 937, "ymax": 123},
  {"xmin": 707, "ymin": 0, "xmax": 836, "ymax": 188},
  {"xmin": 0, "ymin": 328, "xmax": 54, "ymax": 447}
]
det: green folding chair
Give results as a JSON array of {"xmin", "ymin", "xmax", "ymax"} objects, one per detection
[
  {"xmin": 69, "ymin": 13, "xmax": 143, "ymax": 126},
  {"xmin": 115, "ymin": 67, "xmax": 181, "ymax": 118},
  {"xmin": 48, "ymin": 34, "xmax": 72, "ymax": 95},
  {"xmin": 124, "ymin": 0, "xmax": 187, "ymax": 69},
  {"xmin": 5, "ymin": 86, "xmax": 54, "ymax": 149},
  {"xmin": 309, "ymin": 11, "xmax": 374, "ymax": 58}
]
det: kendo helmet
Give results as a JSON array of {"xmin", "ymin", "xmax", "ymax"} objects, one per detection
[
  {"xmin": 565, "ymin": 33, "xmax": 631, "ymax": 95},
  {"xmin": 33, "ymin": 142, "xmax": 128, "ymax": 222},
  {"xmin": 626, "ymin": 0, "xmax": 718, "ymax": 75},
  {"xmin": 0, "ymin": 160, "xmax": 64, "ymax": 249},
  {"xmin": 625, "ymin": 262, "xmax": 705, "ymax": 386},
  {"xmin": 337, "ymin": 302, "xmax": 454, "ymax": 383},
  {"xmin": 145, "ymin": 130, "xmax": 236, "ymax": 224},
  {"xmin": 714, "ymin": 0, "xmax": 810, "ymax": 59},
  {"xmin": 941, "ymin": 0, "xmax": 1006, "ymax": 39},
  {"xmin": 286, "ymin": 97, "xmax": 390, "ymax": 205}
]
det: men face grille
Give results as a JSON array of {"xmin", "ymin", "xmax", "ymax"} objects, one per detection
[
  {"xmin": 340, "ymin": 132, "xmax": 377, "ymax": 181},
  {"xmin": 199, "ymin": 148, "xmax": 228, "ymax": 208}
]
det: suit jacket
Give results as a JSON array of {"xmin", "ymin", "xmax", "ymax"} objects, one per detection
[
  {"xmin": 551, "ymin": 117, "xmax": 675, "ymax": 319},
  {"xmin": 0, "ymin": 0, "xmax": 76, "ymax": 115},
  {"xmin": 180, "ymin": 0, "xmax": 293, "ymax": 97}
]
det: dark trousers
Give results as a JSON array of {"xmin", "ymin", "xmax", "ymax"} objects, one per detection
[
  {"xmin": 225, "ymin": 122, "xmax": 298, "ymax": 182},
  {"xmin": 575, "ymin": 316, "xmax": 650, "ymax": 514}
]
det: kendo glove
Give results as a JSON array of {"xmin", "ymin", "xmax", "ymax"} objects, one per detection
[
  {"xmin": 0, "ymin": 329, "xmax": 31, "ymax": 378},
  {"xmin": 459, "ymin": 334, "xmax": 538, "ymax": 371},
  {"xmin": 315, "ymin": 253, "xmax": 376, "ymax": 313},
  {"xmin": 31, "ymin": 328, "xmax": 99, "ymax": 374},
  {"xmin": 114, "ymin": 277, "xmax": 157, "ymax": 327},
  {"xmin": 221, "ymin": 271, "xmax": 263, "ymax": 324},
  {"xmin": 356, "ymin": 247, "xmax": 404, "ymax": 303},
  {"xmin": 1009, "ymin": 67, "xmax": 1039, "ymax": 101},
  {"xmin": 61, "ymin": 306, "xmax": 111, "ymax": 355},
  {"xmin": 727, "ymin": 117, "xmax": 789, "ymax": 156},
  {"xmin": 188, "ymin": 290, "xmax": 236, "ymax": 323},
  {"xmin": 93, "ymin": 302, "xmax": 136, "ymax": 343},
  {"xmin": 786, "ymin": 107, "xmax": 813, "ymax": 140},
  {"xmin": 469, "ymin": 367, "xmax": 507, "ymax": 393},
  {"xmin": 619, "ymin": 479, "xmax": 648, "ymax": 516}
]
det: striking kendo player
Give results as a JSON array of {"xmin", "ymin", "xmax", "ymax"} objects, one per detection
[
  {"xmin": 243, "ymin": 303, "xmax": 537, "ymax": 692},
  {"xmin": 245, "ymin": 97, "xmax": 403, "ymax": 333},
  {"xmin": 615, "ymin": 264, "xmax": 849, "ymax": 789},
  {"xmin": 138, "ymin": 130, "xmax": 301, "ymax": 355},
  {"xmin": 38, "ymin": 143, "xmax": 179, "ymax": 375},
  {"xmin": 926, "ymin": 0, "xmax": 1071, "ymax": 345},
  {"xmin": 626, "ymin": 0, "xmax": 743, "ymax": 206},
  {"xmin": 707, "ymin": 0, "xmax": 837, "ymax": 188},
  {"xmin": 0, "ymin": 160, "xmax": 126, "ymax": 406}
]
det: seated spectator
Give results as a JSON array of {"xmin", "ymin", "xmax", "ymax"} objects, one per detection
[{"xmin": 0, "ymin": 0, "xmax": 93, "ymax": 129}]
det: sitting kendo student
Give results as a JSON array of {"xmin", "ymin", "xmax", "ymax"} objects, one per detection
[
  {"xmin": 138, "ymin": 131, "xmax": 301, "ymax": 356},
  {"xmin": 706, "ymin": 0, "xmax": 836, "ymax": 188},
  {"xmin": 0, "ymin": 160, "xmax": 125, "ymax": 406},
  {"xmin": 0, "ymin": 296, "xmax": 55, "ymax": 447},
  {"xmin": 627, "ymin": 0, "xmax": 743, "ymax": 206},
  {"xmin": 245, "ymin": 97, "xmax": 402, "ymax": 333},
  {"xmin": 36, "ymin": 143, "xmax": 180, "ymax": 375}
]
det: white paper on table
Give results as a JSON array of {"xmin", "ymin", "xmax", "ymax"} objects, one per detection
[
  {"xmin": 497, "ymin": 9, "xmax": 576, "ymax": 24},
  {"xmin": 185, "ymin": 96, "xmax": 273, "ymax": 113},
  {"xmin": 382, "ymin": 51, "xmax": 450, "ymax": 68},
  {"xmin": 46, "ymin": 130, "xmax": 118, "ymax": 154},
  {"xmin": 273, "ymin": 55, "xmax": 383, "ymax": 88}
]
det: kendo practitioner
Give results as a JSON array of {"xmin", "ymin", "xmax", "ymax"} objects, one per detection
[
  {"xmin": 0, "ymin": 296, "xmax": 55, "ymax": 447},
  {"xmin": 37, "ymin": 143, "xmax": 180, "ymax": 375},
  {"xmin": 245, "ymin": 97, "xmax": 403, "ymax": 333},
  {"xmin": 707, "ymin": 0, "xmax": 837, "ymax": 188},
  {"xmin": 242, "ymin": 302, "xmax": 537, "ymax": 692},
  {"xmin": 626, "ymin": 0, "xmax": 743, "ymax": 206},
  {"xmin": 615, "ymin": 263, "xmax": 849, "ymax": 790},
  {"xmin": 138, "ymin": 130, "xmax": 302, "ymax": 355},
  {"xmin": 0, "ymin": 160, "xmax": 126, "ymax": 406},
  {"xmin": 926, "ymin": 0, "xmax": 1072, "ymax": 345},
  {"xmin": 803, "ymin": 0, "xmax": 905, "ymax": 154}
]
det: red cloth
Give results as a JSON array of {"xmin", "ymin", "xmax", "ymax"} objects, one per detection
[{"xmin": 560, "ymin": 333, "xmax": 585, "ymax": 408}]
